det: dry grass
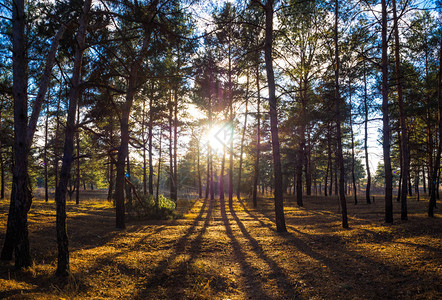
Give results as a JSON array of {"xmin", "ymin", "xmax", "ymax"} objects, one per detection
[{"xmin": 0, "ymin": 192, "xmax": 441, "ymax": 299}]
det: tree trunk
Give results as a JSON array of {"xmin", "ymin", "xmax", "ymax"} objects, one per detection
[
  {"xmin": 334, "ymin": 159, "xmax": 338, "ymax": 196},
  {"xmin": 324, "ymin": 144, "xmax": 329, "ymax": 197},
  {"xmin": 393, "ymin": 0, "xmax": 409, "ymax": 220},
  {"xmin": 252, "ymin": 61, "xmax": 261, "ymax": 207},
  {"xmin": 382, "ymin": 0, "xmax": 393, "ymax": 223},
  {"xmin": 205, "ymin": 141, "xmax": 210, "ymax": 200},
  {"xmin": 2, "ymin": 0, "xmax": 68, "ymax": 266},
  {"xmin": 107, "ymin": 116, "xmax": 114, "ymax": 202},
  {"xmin": 54, "ymin": 85, "xmax": 62, "ymax": 190},
  {"xmin": 173, "ymin": 88, "xmax": 178, "ymax": 203},
  {"xmin": 305, "ymin": 127, "xmax": 312, "ymax": 196},
  {"xmin": 429, "ymin": 20, "xmax": 442, "ymax": 217},
  {"xmin": 0, "ymin": 149, "xmax": 4, "ymax": 200},
  {"xmin": 168, "ymin": 91, "xmax": 175, "ymax": 203},
  {"xmin": 363, "ymin": 62, "xmax": 371, "ymax": 204},
  {"xmin": 397, "ymin": 131, "xmax": 402, "ymax": 202},
  {"xmin": 55, "ymin": 0, "xmax": 91, "ymax": 276},
  {"xmin": 197, "ymin": 136, "xmax": 202, "ymax": 198},
  {"xmin": 334, "ymin": 0, "xmax": 348, "ymax": 228},
  {"xmin": 349, "ymin": 80, "xmax": 357, "ymax": 205},
  {"xmin": 149, "ymin": 83, "xmax": 154, "ymax": 196},
  {"xmin": 75, "ymin": 101, "xmax": 80, "ymax": 205},
  {"xmin": 228, "ymin": 41, "xmax": 234, "ymax": 206},
  {"xmin": 328, "ymin": 125, "xmax": 333, "ymax": 196},
  {"xmin": 44, "ymin": 101, "xmax": 49, "ymax": 203},
  {"xmin": 142, "ymin": 97, "xmax": 147, "ymax": 195},
  {"xmin": 1, "ymin": 0, "xmax": 32, "ymax": 267},
  {"xmin": 220, "ymin": 145, "xmax": 226, "ymax": 201},
  {"xmin": 297, "ymin": 76, "xmax": 305, "ymax": 207},
  {"xmin": 156, "ymin": 127, "xmax": 163, "ymax": 206},
  {"xmin": 263, "ymin": 0, "xmax": 286, "ymax": 232},
  {"xmin": 126, "ymin": 154, "xmax": 132, "ymax": 206},
  {"xmin": 115, "ymin": 23, "xmax": 153, "ymax": 229},
  {"xmin": 237, "ymin": 72, "xmax": 249, "ymax": 201}
]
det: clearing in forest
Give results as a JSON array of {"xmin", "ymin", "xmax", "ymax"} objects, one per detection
[{"xmin": 0, "ymin": 194, "xmax": 441, "ymax": 299}]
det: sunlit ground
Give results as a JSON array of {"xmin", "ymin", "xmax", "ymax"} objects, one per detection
[{"xmin": 0, "ymin": 192, "xmax": 440, "ymax": 299}]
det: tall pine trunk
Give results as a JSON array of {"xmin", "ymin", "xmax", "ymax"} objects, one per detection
[
  {"xmin": 44, "ymin": 101, "xmax": 49, "ymax": 203},
  {"xmin": 237, "ymin": 72, "xmax": 249, "ymax": 200},
  {"xmin": 2, "ymin": 0, "xmax": 32, "ymax": 267},
  {"xmin": 349, "ymin": 80, "xmax": 357, "ymax": 205},
  {"xmin": 115, "ymin": 22, "xmax": 154, "ymax": 229},
  {"xmin": 75, "ymin": 102, "xmax": 80, "ymax": 205},
  {"xmin": 149, "ymin": 84, "xmax": 154, "ymax": 195},
  {"xmin": 228, "ymin": 40, "xmax": 234, "ymax": 206},
  {"xmin": 429, "ymin": 21, "xmax": 442, "ymax": 217},
  {"xmin": 252, "ymin": 62, "xmax": 261, "ymax": 207},
  {"xmin": 363, "ymin": 62, "xmax": 371, "ymax": 204},
  {"xmin": 156, "ymin": 127, "xmax": 163, "ymax": 205},
  {"xmin": 393, "ymin": 0, "xmax": 409, "ymax": 220},
  {"xmin": 263, "ymin": 0, "xmax": 286, "ymax": 232},
  {"xmin": 382, "ymin": 0, "xmax": 393, "ymax": 223},
  {"xmin": 142, "ymin": 98, "xmax": 147, "ymax": 195},
  {"xmin": 334, "ymin": 0, "xmax": 348, "ymax": 228},
  {"xmin": 2, "ymin": 0, "xmax": 67, "ymax": 266},
  {"xmin": 173, "ymin": 88, "xmax": 178, "ymax": 203},
  {"xmin": 54, "ymin": 0, "xmax": 91, "ymax": 276}
]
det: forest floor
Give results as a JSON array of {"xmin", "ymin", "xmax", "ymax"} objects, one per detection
[{"xmin": 0, "ymin": 191, "xmax": 441, "ymax": 299}]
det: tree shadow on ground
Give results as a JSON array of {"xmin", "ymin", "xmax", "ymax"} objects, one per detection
[
  {"xmin": 225, "ymin": 200, "xmax": 302, "ymax": 299},
  {"xmin": 238, "ymin": 197, "xmax": 442, "ymax": 299}
]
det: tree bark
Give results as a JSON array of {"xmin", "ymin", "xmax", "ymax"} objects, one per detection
[
  {"xmin": 107, "ymin": 115, "xmax": 114, "ymax": 202},
  {"xmin": 115, "ymin": 20, "xmax": 154, "ymax": 229},
  {"xmin": 1, "ymin": 2, "xmax": 68, "ymax": 265},
  {"xmin": 363, "ymin": 61, "xmax": 371, "ymax": 204},
  {"xmin": 173, "ymin": 88, "xmax": 178, "ymax": 203},
  {"xmin": 252, "ymin": 61, "xmax": 261, "ymax": 207},
  {"xmin": 228, "ymin": 41, "xmax": 234, "ymax": 206},
  {"xmin": 237, "ymin": 72, "xmax": 249, "ymax": 200},
  {"xmin": 392, "ymin": 0, "xmax": 409, "ymax": 220},
  {"xmin": 55, "ymin": 0, "xmax": 91, "ymax": 276},
  {"xmin": 142, "ymin": 97, "xmax": 147, "ymax": 195},
  {"xmin": 429, "ymin": 20, "xmax": 442, "ymax": 217},
  {"xmin": 263, "ymin": 0, "xmax": 286, "ymax": 232},
  {"xmin": 156, "ymin": 127, "xmax": 163, "ymax": 205},
  {"xmin": 334, "ymin": 0, "xmax": 348, "ymax": 228},
  {"xmin": 168, "ymin": 91, "xmax": 175, "ymax": 203},
  {"xmin": 381, "ymin": 0, "xmax": 393, "ymax": 223},
  {"xmin": 1, "ymin": 0, "xmax": 32, "ymax": 267},
  {"xmin": 397, "ymin": 131, "xmax": 402, "ymax": 202},
  {"xmin": 349, "ymin": 80, "xmax": 357, "ymax": 205},
  {"xmin": 149, "ymin": 82, "xmax": 154, "ymax": 195},
  {"xmin": 44, "ymin": 101, "xmax": 50, "ymax": 203},
  {"xmin": 75, "ymin": 101, "xmax": 80, "ymax": 205},
  {"xmin": 126, "ymin": 154, "xmax": 132, "ymax": 205},
  {"xmin": 197, "ymin": 135, "xmax": 202, "ymax": 198}
]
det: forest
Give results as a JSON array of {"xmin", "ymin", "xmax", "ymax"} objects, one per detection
[{"xmin": 0, "ymin": 0, "xmax": 441, "ymax": 298}]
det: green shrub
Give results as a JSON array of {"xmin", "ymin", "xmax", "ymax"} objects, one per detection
[{"xmin": 128, "ymin": 193, "xmax": 176, "ymax": 220}]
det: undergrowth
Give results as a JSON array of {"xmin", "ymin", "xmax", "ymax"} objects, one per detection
[{"xmin": 127, "ymin": 193, "xmax": 178, "ymax": 220}]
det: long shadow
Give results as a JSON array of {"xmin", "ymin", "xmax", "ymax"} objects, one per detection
[
  {"xmin": 63, "ymin": 198, "xmax": 211, "ymax": 298},
  {"xmin": 238, "ymin": 198, "xmax": 435, "ymax": 298},
  {"xmin": 137, "ymin": 196, "xmax": 215, "ymax": 298},
  {"xmin": 228, "ymin": 202, "xmax": 302, "ymax": 299},
  {"xmin": 219, "ymin": 198, "xmax": 273, "ymax": 300},
  {"xmin": 0, "ymin": 199, "xmax": 209, "ymax": 299}
]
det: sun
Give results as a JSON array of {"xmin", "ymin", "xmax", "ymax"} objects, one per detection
[{"xmin": 203, "ymin": 122, "xmax": 233, "ymax": 155}]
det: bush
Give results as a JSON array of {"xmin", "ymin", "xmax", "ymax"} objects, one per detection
[{"xmin": 128, "ymin": 193, "xmax": 177, "ymax": 220}]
